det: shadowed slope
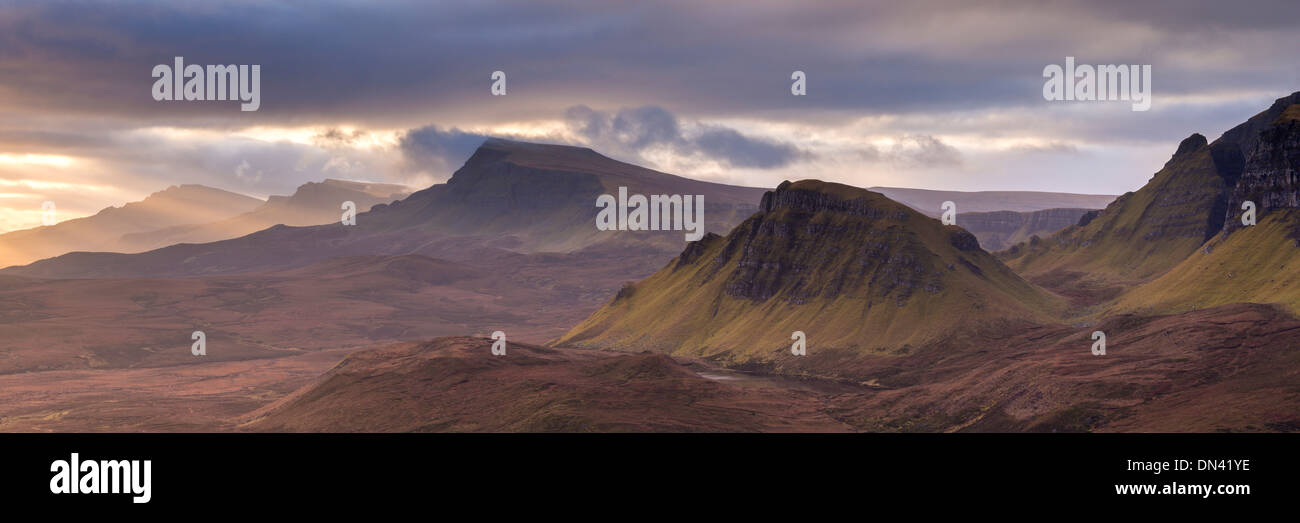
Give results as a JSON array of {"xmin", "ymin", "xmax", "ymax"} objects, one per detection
[
  {"xmin": 116, "ymin": 179, "xmax": 409, "ymax": 252},
  {"xmin": 557, "ymin": 180, "xmax": 1062, "ymax": 363},
  {"xmin": 0, "ymin": 185, "xmax": 262, "ymax": 268},
  {"xmin": 1002, "ymin": 92, "xmax": 1300, "ymax": 290},
  {"xmin": 3, "ymin": 139, "xmax": 765, "ymax": 279}
]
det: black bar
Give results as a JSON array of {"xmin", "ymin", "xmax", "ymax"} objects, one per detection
[{"xmin": 1, "ymin": 433, "xmax": 1289, "ymax": 513}]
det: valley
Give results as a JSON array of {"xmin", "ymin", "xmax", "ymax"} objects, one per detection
[{"xmin": 2, "ymin": 91, "xmax": 1300, "ymax": 433}]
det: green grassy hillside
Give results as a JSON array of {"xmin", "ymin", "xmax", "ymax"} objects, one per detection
[
  {"xmin": 1112, "ymin": 204, "xmax": 1300, "ymax": 316},
  {"xmin": 556, "ymin": 180, "xmax": 1063, "ymax": 363},
  {"xmin": 1000, "ymin": 134, "xmax": 1233, "ymax": 284}
]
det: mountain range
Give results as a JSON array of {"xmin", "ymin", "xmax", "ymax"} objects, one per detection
[
  {"xmin": 3, "ymin": 91, "xmax": 1300, "ymax": 433},
  {"xmin": 116, "ymin": 179, "xmax": 410, "ymax": 253},
  {"xmin": 0, "ymin": 179, "xmax": 409, "ymax": 270},
  {"xmin": 0, "ymin": 139, "xmax": 764, "ymax": 279},
  {"xmin": 0, "ymin": 185, "xmax": 262, "ymax": 268}
]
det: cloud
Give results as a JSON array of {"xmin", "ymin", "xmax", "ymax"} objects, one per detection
[
  {"xmin": 3, "ymin": 0, "xmax": 1300, "ymax": 228},
  {"xmin": 313, "ymin": 128, "xmax": 369, "ymax": 147},
  {"xmin": 4, "ymin": 0, "xmax": 1298, "ymax": 130},
  {"xmin": 857, "ymin": 134, "xmax": 963, "ymax": 167},
  {"xmin": 564, "ymin": 105, "xmax": 804, "ymax": 169},
  {"xmin": 694, "ymin": 126, "xmax": 804, "ymax": 169},
  {"xmin": 890, "ymin": 134, "xmax": 962, "ymax": 167},
  {"xmin": 233, "ymin": 159, "xmax": 262, "ymax": 184},
  {"xmin": 397, "ymin": 126, "xmax": 493, "ymax": 177}
]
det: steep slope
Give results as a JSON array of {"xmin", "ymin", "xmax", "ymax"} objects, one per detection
[
  {"xmin": 957, "ymin": 208, "xmax": 1096, "ymax": 251},
  {"xmin": 1000, "ymin": 133, "xmax": 1239, "ymax": 284},
  {"xmin": 1112, "ymin": 104, "xmax": 1300, "ymax": 316},
  {"xmin": 371, "ymin": 138, "xmax": 764, "ymax": 252},
  {"xmin": 1221, "ymin": 102, "xmax": 1300, "ymax": 236},
  {"xmin": 0, "ymin": 185, "xmax": 262, "ymax": 268},
  {"xmin": 116, "ymin": 179, "xmax": 409, "ymax": 252},
  {"xmin": 3, "ymin": 139, "xmax": 765, "ymax": 278},
  {"xmin": 1002, "ymin": 92, "xmax": 1300, "ymax": 289},
  {"xmin": 1113, "ymin": 210, "xmax": 1300, "ymax": 315},
  {"xmin": 557, "ymin": 180, "xmax": 1063, "ymax": 363}
]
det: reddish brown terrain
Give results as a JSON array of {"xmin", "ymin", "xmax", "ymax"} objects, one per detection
[
  {"xmin": 0, "ymin": 248, "xmax": 664, "ymax": 376},
  {"xmin": 243, "ymin": 302, "xmax": 1300, "ymax": 433},
  {"xmin": 6, "ymin": 301, "xmax": 1295, "ymax": 432},
  {"xmin": 245, "ymin": 337, "xmax": 853, "ymax": 432},
  {"xmin": 2, "ymin": 110, "xmax": 1299, "ymax": 434}
]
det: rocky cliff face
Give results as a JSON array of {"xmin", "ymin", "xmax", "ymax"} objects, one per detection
[
  {"xmin": 1145, "ymin": 133, "xmax": 1239, "ymax": 244},
  {"xmin": 957, "ymin": 208, "xmax": 1096, "ymax": 251},
  {"xmin": 1002, "ymin": 92, "xmax": 1300, "ymax": 284},
  {"xmin": 1000, "ymin": 131, "xmax": 1240, "ymax": 281},
  {"xmin": 759, "ymin": 180, "xmax": 911, "ymax": 219},
  {"xmin": 1221, "ymin": 112, "xmax": 1300, "ymax": 235},
  {"xmin": 1215, "ymin": 92, "xmax": 1300, "ymax": 158},
  {"xmin": 557, "ymin": 179, "xmax": 1061, "ymax": 358},
  {"xmin": 723, "ymin": 181, "xmax": 942, "ymax": 305}
]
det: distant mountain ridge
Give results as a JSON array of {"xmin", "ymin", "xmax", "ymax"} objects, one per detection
[
  {"xmin": 1, "ymin": 139, "xmax": 767, "ymax": 279},
  {"xmin": 0, "ymin": 184, "xmax": 263, "ymax": 268},
  {"xmin": 116, "ymin": 178, "xmax": 409, "ymax": 252},
  {"xmin": 870, "ymin": 186, "xmax": 1115, "ymax": 215},
  {"xmin": 957, "ymin": 208, "xmax": 1096, "ymax": 251}
]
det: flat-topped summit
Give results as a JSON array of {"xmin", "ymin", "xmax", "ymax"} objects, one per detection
[
  {"xmin": 760, "ymin": 180, "xmax": 913, "ymax": 218},
  {"xmin": 557, "ymin": 178, "xmax": 1060, "ymax": 363}
]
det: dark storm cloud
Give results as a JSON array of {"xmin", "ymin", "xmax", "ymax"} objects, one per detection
[
  {"xmin": 3, "ymin": 0, "xmax": 1298, "ymax": 138},
  {"xmin": 398, "ymin": 126, "xmax": 492, "ymax": 171},
  {"xmin": 2, "ymin": 0, "xmax": 1300, "ymax": 222},
  {"xmin": 395, "ymin": 106, "xmax": 803, "ymax": 172},
  {"xmin": 694, "ymin": 127, "xmax": 803, "ymax": 169},
  {"xmin": 563, "ymin": 105, "xmax": 804, "ymax": 168}
]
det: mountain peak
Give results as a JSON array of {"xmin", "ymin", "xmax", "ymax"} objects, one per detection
[
  {"xmin": 1214, "ymin": 91, "xmax": 1300, "ymax": 156},
  {"xmin": 471, "ymin": 137, "xmax": 603, "ymax": 166},
  {"xmin": 559, "ymin": 178, "xmax": 1059, "ymax": 357},
  {"xmin": 1175, "ymin": 133, "xmax": 1208, "ymax": 155},
  {"xmin": 1004, "ymin": 90, "xmax": 1299, "ymax": 283},
  {"xmin": 140, "ymin": 184, "xmax": 249, "ymax": 203},
  {"xmin": 759, "ymin": 179, "xmax": 909, "ymax": 218}
]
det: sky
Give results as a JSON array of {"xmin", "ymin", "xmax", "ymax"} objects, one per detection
[{"xmin": 1, "ymin": 0, "xmax": 1299, "ymax": 232}]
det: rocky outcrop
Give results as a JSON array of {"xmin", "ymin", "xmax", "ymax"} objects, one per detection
[
  {"xmin": 760, "ymin": 180, "xmax": 910, "ymax": 220},
  {"xmin": 1215, "ymin": 92, "xmax": 1300, "ymax": 158},
  {"xmin": 1076, "ymin": 209, "xmax": 1101, "ymax": 227},
  {"xmin": 728, "ymin": 182, "xmax": 935, "ymax": 304},
  {"xmin": 1003, "ymin": 92, "xmax": 1300, "ymax": 283},
  {"xmin": 1222, "ymin": 114, "xmax": 1300, "ymax": 235},
  {"xmin": 957, "ymin": 208, "xmax": 1096, "ymax": 251}
]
